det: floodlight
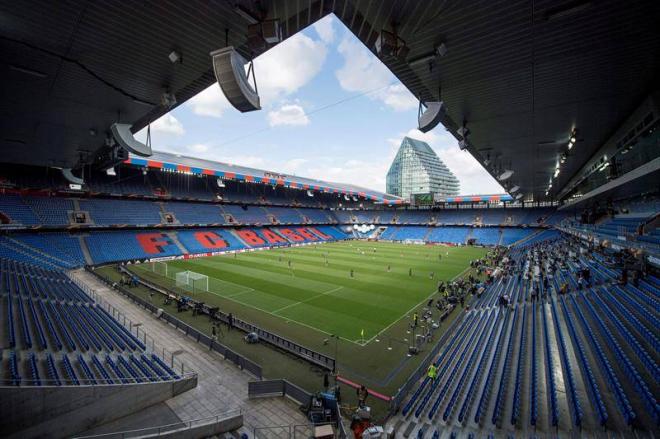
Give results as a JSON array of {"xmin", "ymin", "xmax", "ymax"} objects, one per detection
[
  {"xmin": 353, "ymin": 224, "xmax": 358, "ymax": 230},
  {"xmin": 210, "ymin": 46, "xmax": 260, "ymax": 112},
  {"xmin": 418, "ymin": 101, "xmax": 447, "ymax": 133},
  {"xmin": 370, "ymin": 224, "xmax": 375, "ymax": 230},
  {"xmin": 111, "ymin": 123, "xmax": 152, "ymax": 156},
  {"xmin": 307, "ymin": 190, "xmax": 314, "ymax": 197},
  {"xmin": 498, "ymin": 170, "xmax": 514, "ymax": 181},
  {"xmin": 216, "ymin": 178, "xmax": 225, "ymax": 188},
  {"xmin": 509, "ymin": 185, "xmax": 519, "ymax": 193},
  {"xmin": 554, "ymin": 168, "xmax": 560, "ymax": 178},
  {"xmin": 515, "ymin": 193, "xmax": 524, "ymax": 200}
]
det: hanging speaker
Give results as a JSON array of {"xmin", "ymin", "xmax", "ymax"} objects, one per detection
[
  {"xmin": 110, "ymin": 123, "xmax": 152, "ymax": 156},
  {"xmin": 61, "ymin": 168, "xmax": 84, "ymax": 185},
  {"xmin": 418, "ymin": 101, "xmax": 447, "ymax": 133},
  {"xmin": 210, "ymin": 46, "xmax": 260, "ymax": 112}
]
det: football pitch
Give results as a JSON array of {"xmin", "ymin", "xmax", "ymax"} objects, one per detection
[{"xmin": 130, "ymin": 241, "xmax": 488, "ymax": 344}]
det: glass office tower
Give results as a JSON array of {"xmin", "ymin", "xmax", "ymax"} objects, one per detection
[{"xmin": 386, "ymin": 136, "xmax": 460, "ymax": 200}]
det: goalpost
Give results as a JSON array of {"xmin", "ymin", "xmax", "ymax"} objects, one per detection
[
  {"xmin": 151, "ymin": 260, "xmax": 168, "ymax": 277},
  {"xmin": 175, "ymin": 270, "xmax": 209, "ymax": 294}
]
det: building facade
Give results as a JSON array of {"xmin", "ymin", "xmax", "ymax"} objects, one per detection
[{"xmin": 386, "ymin": 136, "xmax": 460, "ymax": 200}]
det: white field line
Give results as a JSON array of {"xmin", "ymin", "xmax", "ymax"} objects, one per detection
[
  {"xmin": 272, "ymin": 286, "xmax": 344, "ymax": 314},
  {"xmin": 359, "ymin": 266, "xmax": 471, "ymax": 345},
  {"xmin": 224, "ymin": 287, "xmax": 256, "ymax": 298},
  {"xmin": 203, "ymin": 283, "xmax": 364, "ymax": 346}
]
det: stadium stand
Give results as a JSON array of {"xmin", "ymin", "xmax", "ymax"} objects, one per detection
[{"xmin": 79, "ymin": 198, "xmax": 162, "ymax": 226}]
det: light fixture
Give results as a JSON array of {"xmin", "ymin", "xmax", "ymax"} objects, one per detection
[
  {"xmin": 515, "ymin": 193, "xmax": 524, "ymax": 200},
  {"xmin": 498, "ymin": 170, "xmax": 514, "ymax": 181},
  {"xmin": 168, "ymin": 50, "xmax": 181, "ymax": 63},
  {"xmin": 509, "ymin": 185, "xmax": 519, "ymax": 193},
  {"xmin": 554, "ymin": 168, "xmax": 560, "ymax": 178}
]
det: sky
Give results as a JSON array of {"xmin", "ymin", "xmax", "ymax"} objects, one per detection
[{"xmin": 136, "ymin": 14, "xmax": 503, "ymax": 196}]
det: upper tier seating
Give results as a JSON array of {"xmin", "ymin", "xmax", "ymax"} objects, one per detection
[
  {"xmin": 79, "ymin": 199, "xmax": 162, "ymax": 225},
  {"xmin": 299, "ymin": 208, "xmax": 335, "ymax": 224},
  {"xmin": 22, "ymin": 196, "xmax": 73, "ymax": 225},
  {"xmin": 165, "ymin": 201, "xmax": 225, "ymax": 224},
  {"xmin": 221, "ymin": 204, "xmax": 270, "ymax": 224},
  {"xmin": 265, "ymin": 206, "xmax": 305, "ymax": 224},
  {"xmin": 0, "ymin": 194, "xmax": 41, "ymax": 225}
]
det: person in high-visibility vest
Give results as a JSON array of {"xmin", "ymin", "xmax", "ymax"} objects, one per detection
[
  {"xmin": 427, "ymin": 363, "xmax": 437, "ymax": 380},
  {"xmin": 413, "ymin": 312, "xmax": 419, "ymax": 327}
]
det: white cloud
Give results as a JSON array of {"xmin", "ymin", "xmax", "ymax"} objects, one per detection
[
  {"xmin": 150, "ymin": 114, "xmax": 185, "ymax": 136},
  {"xmin": 335, "ymin": 37, "xmax": 417, "ymax": 111},
  {"xmin": 281, "ymin": 158, "xmax": 308, "ymax": 174},
  {"xmin": 134, "ymin": 113, "xmax": 185, "ymax": 149},
  {"xmin": 188, "ymin": 32, "xmax": 327, "ymax": 116},
  {"xmin": 188, "ymin": 143, "xmax": 209, "ymax": 153},
  {"xmin": 313, "ymin": 15, "xmax": 335, "ymax": 44},
  {"xmin": 254, "ymin": 32, "xmax": 327, "ymax": 106},
  {"xmin": 381, "ymin": 84, "xmax": 418, "ymax": 111},
  {"xmin": 186, "ymin": 84, "xmax": 231, "ymax": 118},
  {"xmin": 307, "ymin": 158, "xmax": 391, "ymax": 192},
  {"xmin": 267, "ymin": 104, "xmax": 310, "ymax": 127},
  {"xmin": 216, "ymin": 155, "xmax": 266, "ymax": 169}
]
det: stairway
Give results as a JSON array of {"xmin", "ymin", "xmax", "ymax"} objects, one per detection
[
  {"xmin": 78, "ymin": 234, "xmax": 94, "ymax": 265},
  {"xmin": 166, "ymin": 232, "xmax": 188, "ymax": 254},
  {"xmin": 465, "ymin": 228, "xmax": 474, "ymax": 244}
]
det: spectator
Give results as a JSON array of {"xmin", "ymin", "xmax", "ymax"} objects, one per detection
[{"xmin": 357, "ymin": 385, "xmax": 369, "ymax": 407}]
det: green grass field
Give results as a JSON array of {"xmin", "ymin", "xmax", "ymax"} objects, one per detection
[{"xmin": 130, "ymin": 241, "xmax": 487, "ymax": 344}]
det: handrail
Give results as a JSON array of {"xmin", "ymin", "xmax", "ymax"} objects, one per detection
[
  {"xmin": 87, "ymin": 267, "xmax": 263, "ymax": 379},
  {"xmin": 123, "ymin": 265, "xmax": 335, "ymax": 372},
  {"xmin": 69, "ymin": 270, "xmax": 191, "ymax": 376},
  {"xmin": 72, "ymin": 409, "xmax": 242, "ymax": 438}
]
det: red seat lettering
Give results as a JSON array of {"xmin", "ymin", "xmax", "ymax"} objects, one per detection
[{"xmin": 194, "ymin": 231, "xmax": 228, "ymax": 249}]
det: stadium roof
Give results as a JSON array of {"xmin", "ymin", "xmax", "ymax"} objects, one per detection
[
  {"xmin": 126, "ymin": 151, "xmax": 405, "ymax": 204},
  {"xmin": 2, "ymin": 0, "xmax": 659, "ymax": 201}
]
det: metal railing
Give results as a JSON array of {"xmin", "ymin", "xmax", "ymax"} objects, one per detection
[
  {"xmin": 72, "ymin": 409, "xmax": 242, "ymax": 438},
  {"xmin": 87, "ymin": 267, "xmax": 263, "ymax": 379},
  {"xmin": 388, "ymin": 310, "xmax": 466, "ymax": 413},
  {"xmin": 248, "ymin": 380, "xmax": 347, "ymax": 439},
  {"xmin": 70, "ymin": 271, "xmax": 190, "ymax": 375},
  {"xmin": 123, "ymin": 265, "xmax": 335, "ymax": 372}
]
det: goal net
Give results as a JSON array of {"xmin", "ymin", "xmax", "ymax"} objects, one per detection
[
  {"xmin": 175, "ymin": 270, "xmax": 209, "ymax": 294},
  {"xmin": 151, "ymin": 261, "xmax": 168, "ymax": 277}
]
